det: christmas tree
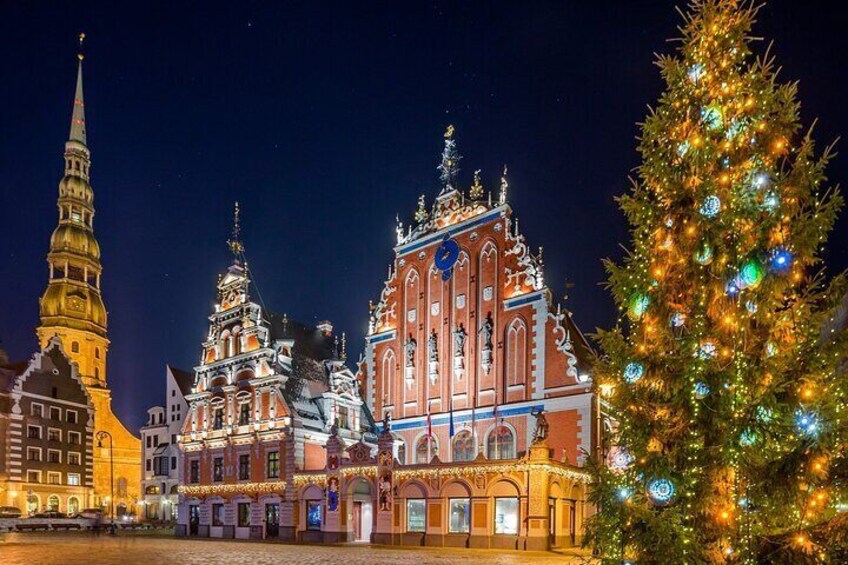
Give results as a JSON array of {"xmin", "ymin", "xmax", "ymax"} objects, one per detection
[{"xmin": 585, "ymin": 1, "xmax": 847, "ymax": 562}]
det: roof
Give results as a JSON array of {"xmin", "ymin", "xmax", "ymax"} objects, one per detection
[{"xmin": 168, "ymin": 365, "xmax": 195, "ymax": 397}]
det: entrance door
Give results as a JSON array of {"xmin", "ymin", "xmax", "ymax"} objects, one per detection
[
  {"xmin": 353, "ymin": 502, "xmax": 362, "ymax": 541},
  {"xmin": 265, "ymin": 503, "xmax": 280, "ymax": 538},
  {"xmin": 189, "ymin": 505, "xmax": 199, "ymax": 536}
]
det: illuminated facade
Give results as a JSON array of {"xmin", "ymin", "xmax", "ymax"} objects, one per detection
[
  {"xmin": 35, "ymin": 47, "xmax": 141, "ymax": 518},
  {"xmin": 176, "ymin": 132, "xmax": 594, "ymax": 550},
  {"xmin": 176, "ymin": 209, "xmax": 375, "ymax": 539},
  {"xmin": 0, "ymin": 338, "xmax": 95, "ymax": 516}
]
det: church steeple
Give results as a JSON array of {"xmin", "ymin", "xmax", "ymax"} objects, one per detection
[
  {"xmin": 37, "ymin": 36, "xmax": 108, "ymax": 389},
  {"xmin": 70, "ymin": 34, "xmax": 87, "ymax": 145}
]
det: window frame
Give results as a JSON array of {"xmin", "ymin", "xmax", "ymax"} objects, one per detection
[
  {"xmin": 212, "ymin": 503, "xmax": 225, "ymax": 526},
  {"xmin": 237, "ymin": 502, "xmax": 250, "ymax": 527},
  {"xmin": 406, "ymin": 498, "xmax": 426, "ymax": 533},
  {"xmin": 213, "ymin": 457, "xmax": 224, "ymax": 482},
  {"xmin": 48, "ymin": 427, "xmax": 62, "ymax": 442},
  {"xmin": 448, "ymin": 497, "xmax": 471, "ymax": 533},
  {"xmin": 31, "ymin": 402, "xmax": 44, "ymax": 418},
  {"xmin": 66, "ymin": 409, "xmax": 77, "ymax": 424},
  {"xmin": 68, "ymin": 451, "xmax": 81, "ymax": 466},
  {"xmin": 238, "ymin": 453, "xmax": 250, "ymax": 481},
  {"xmin": 189, "ymin": 459, "xmax": 200, "ymax": 484},
  {"xmin": 27, "ymin": 470, "xmax": 42, "ymax": 484},
  {"xmin": 306, "ymin": 500, "xmax": 322, "ymax": 531},
  {"xmin": 27, "ymin": 425, "xmax": 42, "ymax": 439},
  {"xmin": 49, "ymin": 406, "xmax": 62, "ymax": 421},
  {"xmin": 48, "ymin": 448, "xmax": 62, "ymax": 464},
  {"xmin": 47, "ymin": 471, "xmax": 62, "ymax": 485},
  {"xmin": 494, "ymin": 497, "xmax": 520, "ymax": 535},
  {"xmin": 27, "ymin": 446, "xmax": 43, "ymax": 462},
  {"xmin": 67, "ymin": 473, "xmax": 81, "ymax": 486},
  {"xmin": 68, "ymin": 431, "xmax": 81, "ymax": 445},
  {"xmin": 267, "ymin": 451, "xmax": 280, "ymax": 479}
]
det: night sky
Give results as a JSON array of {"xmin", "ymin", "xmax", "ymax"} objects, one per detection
[{"xmin": 1, "ymin": 1, "xmax": 846, "ymax": 432}]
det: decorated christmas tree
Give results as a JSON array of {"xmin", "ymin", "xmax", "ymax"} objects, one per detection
[{"xmin": 586, "ymin": 1, "xmax": 847, "ymax": 562}]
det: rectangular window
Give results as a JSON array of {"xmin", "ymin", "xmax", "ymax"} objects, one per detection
[
  {"xmin": 50, "ymin": 406, "xmax": 61, "ymax": 420},
  {"xmin": 31, "ymin": 403, "xmax": 44, "ymax": 418},
  {"xmin": 212, "ymin": 503, "xmax": 224, "ymax": 526},
  {"xmin": 494, "ymin": 498, "xmax": 520, "ymax": 535},
  {"xmin": 48, "ymin": 449, "xmax": 61, "ymax": 463},
  {"xmin": 27, "ymin": 425, "xmax": 41, "ymax": 439},
  {"xmin": 267, "ymin": 451, "xmax": 280, "ymax": 479},
  {"xmin": 146, "ymin": 436, "xmax": 152, "ymax": 448},
  {"xmin": 48, "ymin": 428, "xmax": 61, "ymax": 442},
  {"xmin": 66, "ymin": 410, "xmax": 77, "ymax": 424},
  {"xmin": 154, "ymin": 456, "xmax": 169, "ymax": 476},
  {"xmin": 238, "ymin": 454, "xmax": 250, "ymax": 480},
  {"xmin": 27, "ymin": 470, "xmax": 41, "ymax": 483},
  {"xmin": 213, "ymin": 457, "xmax": 224, "ymax": 482},
  {"xmin": 171, "ymin": 434, "xmax": 177, "ymax": 444},
  {"xmin": 153, "ymin": 435, "xmax": 159, "ymax": 447},
  {"xmin": 406, "ymin": 499, "xmax": 426, "ymax": 532},
  {"xmin": 68, "ymin": 452, "xmax": 81, "ymax": 466},
  {"xmin": 172, "ymin": 456, "xmax": 177, "ymax": 470},
  {"xmin": 238, "ymin": 403, "xmax": 250, "ymax": 426},
  {"xmin": 67, "ymin": 473, "xmax": 81, "ymax": 486},
  {"xmin": 449, "ymin": 498, "xmax": 471, "ymax": 533},
  {"xmin": 146, "ymin": 458, "xmax": 152, "ymax": 471},
  {"xmin": 27, "ymin": 447, "xmax": 42, "ymax": 461},
  {"xmin": 306, "ymin": 501, "xmax": 322, "ymax": 531},
  {"xmin": 190, "ymin": 460, "xmax": 200, "ymax": 484},
  {"xmin": 69, "ymin": 431, "xmax": 81, "ymax": 445},
  {"xmin": 337, "ymin": 406, "xmax": 349, "ymax": 429},
  {"xmin": 213, "ymin": 408, "xmax": 224, "ymax": 430},
  {"xmin": 238, "ymin": 503, "xmax": 250, "ymax": 527},
  {"xmin": 47, "ymin": 472, "xmax": 62, "ymax": 485}
]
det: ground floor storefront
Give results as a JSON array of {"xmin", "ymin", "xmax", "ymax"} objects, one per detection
[{"xmin": 177, "ymin": 428, "xmax": 592, "ymax": 550}]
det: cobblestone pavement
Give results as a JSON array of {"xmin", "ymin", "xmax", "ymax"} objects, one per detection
[{"xmin": 0, "ymin": 533, "xmax": 591, "ymax": 564}]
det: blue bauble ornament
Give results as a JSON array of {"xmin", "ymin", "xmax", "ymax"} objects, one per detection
[
  {"xmin": 769, "ymin": 247, "xmax": 793, "ymax": 273},
  {"xmin": 700, "ymin": 195, "xmax": 721, "ymax": 218},
  {"xmin": 628, "ymin": 294, "xmax": 650, "ymax": 320},
  {"xmin": 694, "ymin": 381, "xmax": 710, "ymax": 399},
  {"xmin": 688, "ymin": 63, "xmax": 705, "ymax": 84},
  {"xmin": 647, "ymin": 478, "xmax": 676, "ymax": 506},
  {"xmin": 739, "ymin": 429, "xmax": 758, "ymax": 447},
  {"xmin": 623, "ymin": 362, "xmax": 645, "ymax": 384},
  {"xmin": 701, "ymin": 105, "xmax": 723, "ymax": 130},
  {"xmin": 726, "ymin": 279, "xmax": 740, "ymax": 297},
  {"xmin": 694, "ymin": 240, "xmax": 714, "ymax": 265},
  {"xmin": 796, "ymin": 411, "xmax": 820, "ymax": 437}
]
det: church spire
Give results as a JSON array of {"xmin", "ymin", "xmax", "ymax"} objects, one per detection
[
  {"xmin": 437, "ymin": 125, "xmax": 461, "ymax": 194},
  {"xmin": 69, "ymin": 33, "xmax": 87, "ymax": 145}
]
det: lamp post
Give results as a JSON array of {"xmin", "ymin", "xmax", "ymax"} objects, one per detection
[{"xmin": 96, "ymin": 430, "xmax": 114, "ymax": 522}]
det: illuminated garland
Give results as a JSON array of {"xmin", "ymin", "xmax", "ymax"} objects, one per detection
[
  {"xmin": 393, "ymin": 461, "xmax": 590, "ymax": 483},
  {"xmin": 178, "ymin": 481, "xmax": 286, "ymax": 497}
]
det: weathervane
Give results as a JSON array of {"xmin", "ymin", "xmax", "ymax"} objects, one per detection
[{"xmin": 78, "ymin": 32, "xmax": 86, "ymax": 61}]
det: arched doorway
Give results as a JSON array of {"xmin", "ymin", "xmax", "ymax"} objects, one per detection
[
  {"xmin": 347, "ymin": 477, "xmax": 373, "ymax": 542},
  {"xmin": 68, "ymin": 496, "xmax": 80, "ymax": 515},
  {"xmin": 47, "ymin": 495, "xmax": 60, "ymax": 512}
]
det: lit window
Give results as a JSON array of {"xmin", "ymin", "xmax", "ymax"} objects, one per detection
[
  {"xmin": 487, "ymin": 426, "xmax": 515, "ymax": 460},
  {"xmin": 306, "ymin": 501, "xmax": 322, "ymax": 531},
  {"xmin": 449, "ymin": 498, "xmax": 470, "ymax": 533},
  {"xmin": 267, "ymin": 451, "xmax": 280, "ymax": 479},
  {"xmin": 212, "ymin": 503, "xmax": 224, "ymax": 526},
  {"xmin": 494, "ymin": 498, "xmax": 519, "ymax": 535},
  {"xmin": 238, "ymin": 503, "xmax": 250, "ymax": 527},
  {"xmin": 238, "ymin": 403, "xmax": 250, "ymax": 426},
  {"xmin": 71, "ymin": 341, "xmax": 80, "ymax": 353},
  {"xmin": 213, "ymin": 457, "xmax": 224, "ymax": 482},
  {"xmin": 67, "ymin": 474, "xmax": 81, "ymax": 486},
  {"xmin": 452, "ymin": 430, "xmax": 475, "ymax": 462},
  {"xmin": 406, "ymin": 499, "xmax": 426, "ymax": 532}
]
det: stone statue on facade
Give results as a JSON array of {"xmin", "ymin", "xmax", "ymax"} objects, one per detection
[
  {"xmin": 428, "ymin": 330, "xmax": 438, "ymax": 363},
  {"xmin": 532, "ymin": 410, "xmax": 549, "ymax": 443},
  {"xmin": 404, "ymin": 336, "xmax": 416, "ymax": 367},
  {"xmin": 453, "ymin": 324, "xmax": 466, "ymax": 357}
]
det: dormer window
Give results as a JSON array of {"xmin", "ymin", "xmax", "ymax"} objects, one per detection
[{"xmin": 71, "ymin": 209, "xmax": 82, "ymax": 223}]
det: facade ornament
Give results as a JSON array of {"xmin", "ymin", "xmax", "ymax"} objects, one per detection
[
  {"xmin": 499, "ymin": 165, "xmax": 508, "ymax": 205},
  {"xmin": 532, "ymin": 410, "xmax": 550, "ymax": 443},
  {"xmin": 227, "ymin": 201, "xmax": 245, "ymax": 262},
  {"xmin": 469, "ymin": 169, "xmax": 484, "ymax": 200},
  {"xmin": 427, "ymin": 329, "xmax": 439, "ymax": 384},
  {"xmin": 453, "ymin": 324, "xmax": 467, "ymax": 379},
  {"xmin": 395, "ymin": 215, "xmax": 404, "ymax": 245},
  {"xmin": 415, "ymin": 194, "xmax": 429, "ymax": 223},
  {"xmin": 404, "ymin": 335, "xmax": 416, "ymax": 388},
  {"xmin": 437, "ymin": 125, "xmax": 461, "ymax": 194},
  {"xmin": 479, "ymin": 313, "xmax": 494, "ymax": 375}
]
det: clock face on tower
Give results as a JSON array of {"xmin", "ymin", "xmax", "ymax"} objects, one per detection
[{"xmin": 434, "ymin": 236, "xmax": 460, "ymax": 281}]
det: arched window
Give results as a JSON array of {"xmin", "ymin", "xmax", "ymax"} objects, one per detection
[
  {"xmin": 68, "ymin": 497, "xmax": 80, "ymax": 515},
  {"xmin": 71, "ymin": 341, "xmax": 80, "ymax": 354},
  {"xmin": 47, "ymin": 495, "xmax": 60, "ymax": 512},
  {"xmin": 506, "ymin": 319, "xmax": 527, "ymax": 386},
  {"xmin": 381, "ymin": 349, "xmax": 396, "ymax": 409},
  {"xmin": 487, "ymin": 425, "xmax": 515, "ymax": 460},
  {"xmin": 415, "ymin": 434, "xmax": 438, "ymax": 464},
  {"xmin": 220, "ymin": 330, "xmax": 231, "ymax": 359},
  {"xmin": 95, "ymin": 347, "xmax": 101, "ymax": 359},
  {"xmin": 452, "ymin": 430, "xmax": 475, "ymax": 462},
  {"xmin": 26, "ymin": 493, "xmax": 40, "ymax": 515}
]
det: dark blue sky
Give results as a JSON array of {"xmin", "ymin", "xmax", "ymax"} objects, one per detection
[{"xmin": 1, "ymin": 1, "xmax": 846, "ymax": 432}]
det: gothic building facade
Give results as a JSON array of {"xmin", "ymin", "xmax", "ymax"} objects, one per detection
[
  {"xmin": 176, "ymin": 212, "xmax": 375, "ymax": 538},
  {"xmin": 176, "ymin": 132, "xmax": 594, "ymax": 549},
  {"xmin": 32, "ymin": 47, "xmax": 141, "ymax": 517}
]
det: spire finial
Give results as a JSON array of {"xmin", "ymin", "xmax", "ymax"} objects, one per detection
[
  {"xmin": 469, "ymin": 169, "xmax": 483, "ymax": 200},
  {"xmin": 415, "ymin": 194, "xmax": 429, "ymax": 223},
  {"xmin": 69, "ymin": 33, "xmax": 87, "ymax": 144},
  {"xmin": 340, "ymin": 332, "xmax": 347, "ymax": 361},
  {"xmin": 227, "ymin": 201, "xmax": 245, "ymax": 260},
  {"xmin": 499, "ymin": 165, "xmax": 508, "ymax": 205},
  {"xmin": 437, "ymin": 125, "xmax": 461, "ymax": 193}
]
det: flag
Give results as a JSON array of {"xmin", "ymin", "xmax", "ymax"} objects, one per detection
[{"xmin": 449, "ymin": 397, "xmax": 455, "ymax": 438}]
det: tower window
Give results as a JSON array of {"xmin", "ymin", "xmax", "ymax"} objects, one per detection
[
  {"xmin": 71, "ymin": 342, "xmax": 80, "ymax": 353},
  {"xmin": 95, "ymin": 367, "xmax": 100, "ymax": 380},
  {"xmin": 75, "ymin": 161, "xmax": 80, "ymax": 171},
  {"xmin": 95, "ymin": 347, "xmax": 101, "ymax": 359}
]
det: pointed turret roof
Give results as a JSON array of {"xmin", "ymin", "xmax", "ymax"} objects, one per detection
[{"xmin": 69, "ymin": 54, "xmax": 87, "ymax": 145}]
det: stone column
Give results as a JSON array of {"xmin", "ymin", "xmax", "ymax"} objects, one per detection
[
  {"xmin": 525, "ymin": 440, "xmax": 552, "ymax": 551},
  {"xmin": 323, "ymin": 425, "xmax": 344, "ymax": 542},
  {"xmin": 373, "ymin": 425, "xmax": 395, "ymax": 545},
  {"xmin": 279, "ymin": 433, "xmax": 297, "ymax": 541}
]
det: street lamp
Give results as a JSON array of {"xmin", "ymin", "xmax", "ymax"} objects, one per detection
[{"xmin": 96, "ymin": 430, "xmax": 114, "ymax": 522}]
